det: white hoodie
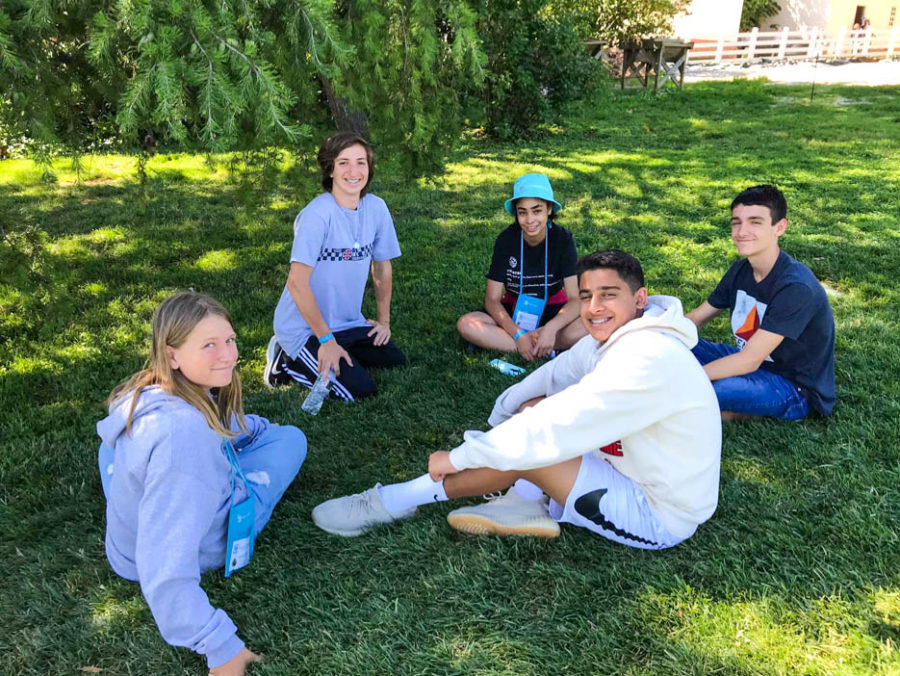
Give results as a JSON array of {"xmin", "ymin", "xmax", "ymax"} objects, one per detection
[{"xmin": 449, "ymin": 295, "xmax": 722, "ymax": 539}]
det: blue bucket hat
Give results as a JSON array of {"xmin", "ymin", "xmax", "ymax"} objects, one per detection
[{"xmin": 504, "ymin": 173, "xmax": 563, "ymax": 216}]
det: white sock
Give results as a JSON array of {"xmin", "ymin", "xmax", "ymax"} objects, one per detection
[
  {"xmin": 513, "ymin": 479, "xmax": 543, "ymax": 501},
  {"xmin": 378, "ymin": 473, "xmax": 448, "ymax": 515}
]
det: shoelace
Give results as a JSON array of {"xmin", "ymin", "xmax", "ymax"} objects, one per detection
[{"xmin": 348, "ymin": 490, "xmax": 376, "ymax": 516}]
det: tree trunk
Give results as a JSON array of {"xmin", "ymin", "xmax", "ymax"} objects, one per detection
[{"xmin": 319, "ymin": 74, "xmax": 369, "ymax": 137}]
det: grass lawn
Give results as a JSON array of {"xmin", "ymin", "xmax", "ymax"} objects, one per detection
[{"xmin": 1, "ymin": 79, "xmax": 899, "ymax": 674}]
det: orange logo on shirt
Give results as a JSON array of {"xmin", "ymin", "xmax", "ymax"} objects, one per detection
[{"xmin": 736, "ymin": 305, "xmax": 760, "ymax": 342}]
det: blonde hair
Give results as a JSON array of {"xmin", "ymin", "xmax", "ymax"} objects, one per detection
[{"xmin": 108, "ymin": 291, "xmax": 248, "ymax": 437}]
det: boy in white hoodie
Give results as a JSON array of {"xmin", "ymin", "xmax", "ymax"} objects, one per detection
[{"xmin": 313, "ymin": 250, "xmax": 722, "ymax": 549}]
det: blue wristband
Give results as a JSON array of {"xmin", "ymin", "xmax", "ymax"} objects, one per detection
[
  {"xmin": 318, "ymin": 332, "xmax": 334, "ymax": 345},
  {"xmin": 513, "ymin": 329, "xmax": 527, "ymax": 340}
]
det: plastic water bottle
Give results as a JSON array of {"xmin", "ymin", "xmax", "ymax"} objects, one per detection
[
  {"xmin": 301, "ymin": 370, "xmax": 334, "ymax": 415},
  {"xmin": 489, "ymin": 359, "xmax": 526, "ymax": 377}
]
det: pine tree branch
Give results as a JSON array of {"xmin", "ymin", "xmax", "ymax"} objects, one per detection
[
  {"xmin": 189, "ymin": 29, "xmax": 217, "ymax": 144},
  {"xmin": 215, "ymin": 33, "xmax": 257, "ymax": 73},
  {"xmin": 211, "ymin": 31, "xmax": 297, "ymax": 142}
]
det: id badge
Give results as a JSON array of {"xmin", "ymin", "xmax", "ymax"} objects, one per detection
[
  {"xmin": 224, "ymin": 495, "xmax": 255, "ymax": 578},
  {"xmin": 512, "ymin": 294, "xmax": 546, "ymax": 332}
]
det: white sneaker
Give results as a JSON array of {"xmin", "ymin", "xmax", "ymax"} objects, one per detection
[
  {"xmin": 263, "ymin": 336, "xmax": 287, "ymax": 389},
  {"xmin": 447, "ymin": 488, "xmax": 560, "ymax": 538},
  {"xmin": 312, "ymin": 484, "xmax": 417, "ymax": 537}
]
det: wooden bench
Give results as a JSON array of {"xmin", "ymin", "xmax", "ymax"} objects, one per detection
[{"xmin": 584, "ymin": 39, "xmax": 606, "ymax": 59}]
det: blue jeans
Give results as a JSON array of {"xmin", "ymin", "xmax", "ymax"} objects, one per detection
[
  {"xmin": 692, "ymin": 339, "xmax": 810, "ymax": 420},
  {"xmin": 99, "ymin": 424, "xmax": 307, "ymax": 534}
]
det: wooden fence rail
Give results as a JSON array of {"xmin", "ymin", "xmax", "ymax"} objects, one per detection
[{"xmin": 687, "ymin": 26, "xmax": 899, "ymax": 64}]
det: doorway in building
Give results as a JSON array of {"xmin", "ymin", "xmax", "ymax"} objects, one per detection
[{"xmin": 854, "ymin": 5, "xmax": 866, "ymax": 25}]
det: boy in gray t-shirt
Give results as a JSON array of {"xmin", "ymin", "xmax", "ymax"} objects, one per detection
[{"xmin": 264, "ymin": 132, "xmax": 405, "ymax": 401}]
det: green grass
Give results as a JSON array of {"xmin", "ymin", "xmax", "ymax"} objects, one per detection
[{"xmin": 1, "ymin": 79, "xmax": 899, "ymax": 674}]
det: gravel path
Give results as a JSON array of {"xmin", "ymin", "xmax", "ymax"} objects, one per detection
[{"xmin": 684, "ymin": 60, "xmax": 900, "ymax": 86}]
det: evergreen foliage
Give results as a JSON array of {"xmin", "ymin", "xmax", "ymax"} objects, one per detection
[
  {"xmin": 476, "ymin": 0, "xmax": 599, "ymax": 139},
  {"xmin": 740, "ymin": 0, "xmax": 782, "ymax": 31},
  {"xmin": 0, "ymin": 0, "xmax": 119, "ymax": 149},
  {"xmin": 1, "ymin": 1, "xmax": 644, "ymax": 167},
  {"xmin": 0, "ymin": 0, "xmax": 340, "ymax": 151},
  {"xmin": 109, "ymin": 1, "xmax": 364, "ymax": 150},
  {"xmin": 0, "ymin": 0, "xmax": 485, "ymax": 170},
  {"xmin": 334, "ymin": 0, "xmax": 485, "ymax": 173},
  {"xmin": 554, "ymin": 0, "xmax": 690, "ymax": 45}
]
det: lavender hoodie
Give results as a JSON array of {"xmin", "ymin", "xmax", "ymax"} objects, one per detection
[{"xmin": 98, "ymin": 386, "xmax": 269, "ymax": 668}]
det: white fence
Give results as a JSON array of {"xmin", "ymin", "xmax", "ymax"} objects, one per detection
[{"xmin": 688, "ymin": 26, "xmax": 900, "ymax": 64}]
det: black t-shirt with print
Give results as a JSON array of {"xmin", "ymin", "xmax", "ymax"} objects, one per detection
[
  {"xmin": 708, "ymin": 250, "xmax": 836, "ymax": 415},
  {"xmin": 486, "ymin": 222, "xmax": 577, "ymax": 303}
]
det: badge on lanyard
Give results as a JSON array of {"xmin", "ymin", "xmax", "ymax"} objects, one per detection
[
  {"xmin": 512, "ymin": 295, "xmax": 545, "ymax": 332},
  {"xmin": 512, "ymin": 229, "xmax": 549, "ymax": 332},
  {"xmin": 222, "ymin": 440, "xmax": 256, "ymax": 578}
]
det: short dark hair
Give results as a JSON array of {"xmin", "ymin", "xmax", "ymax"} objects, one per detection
[
  {"xmin": 317, "ymin": 132, "xmax": 374, "ymax": 195},
  {"xmin": 575, "ymin": 250, "xmax": 645, "ymax": 293},
  {"xmin": 731, "ymin": 185, "xmax": 787, "ymax": 224}
]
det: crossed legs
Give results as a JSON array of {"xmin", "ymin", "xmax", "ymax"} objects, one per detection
[
  {"xmin": 457, "ymin": 311, "xmax": 586, "ymax": 354},
  {"xmin": 442, "ymin": 458, "xmax": 582, "ymax": 507}
]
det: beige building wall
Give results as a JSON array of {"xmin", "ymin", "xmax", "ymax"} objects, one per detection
[
  {"xmin": 767, "ymin": 0, "xmax": 830, "ymax": 30},
  {"xmin": 768, "ymin": 0, "xmax": 898, "ymax": 31},
  {"xmin": 672, "ymin": 0, "xmax": 744, "ymax": 37},
  {"xmin": 825, "ymin": 0, "xmax": 897, "ymax": 32}
]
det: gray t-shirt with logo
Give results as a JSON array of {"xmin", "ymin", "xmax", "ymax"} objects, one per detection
[{"xmin": 273, "ymin": 192, "xmax": 401, "ymax": 358}]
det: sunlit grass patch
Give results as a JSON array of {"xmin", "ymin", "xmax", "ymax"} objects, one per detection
[
  {"xmin": 7, "ymin": 355, "xmax": 64, "ymax": 378},
  {"xmin": 637, "ymin": 587, "xmax": 898, "ymax": 674},
  {"xmin": 90, "ymin": 590, "xmax": 147, "ymax": 633},
  {"xmin": 193, "ymin": 249, "xmax": 239, "ymax": 272}
]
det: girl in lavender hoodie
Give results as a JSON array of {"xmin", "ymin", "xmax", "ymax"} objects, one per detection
[{"xmin": 98, "ymin": 292, "xmax": 306, "ymax": 675}]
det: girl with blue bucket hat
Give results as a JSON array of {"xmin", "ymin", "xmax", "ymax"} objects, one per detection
[{"xmin": 457, "ymin": 173, "xmax": 586, "ymax": 361}]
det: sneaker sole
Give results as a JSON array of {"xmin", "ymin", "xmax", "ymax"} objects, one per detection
[
  {"xmin": 311, "ymin": 521, "xmax": 367, "ymax": 537},
  {"xmin": 311, "ymin": 509, "xmax": 372, "ymax": 537},
  {"xmin": 311, "ymin": 505, "xmax": 417, "ymax": 538},
  {"xmin": 263, "ymin": 336, "xmax": 282, "ymax": 390},
  {"xmin": 447, "ymin": 513, "xmax": 560, "ymax": 538}
]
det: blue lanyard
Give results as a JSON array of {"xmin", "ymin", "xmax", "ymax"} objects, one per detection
[
  {"xmin": 222, "ymin": 439, "xmax": 251, "ymax": 507},
  {"xmin": 519, "ymin": 226, "xmax": 549, "ymax": 302}
]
